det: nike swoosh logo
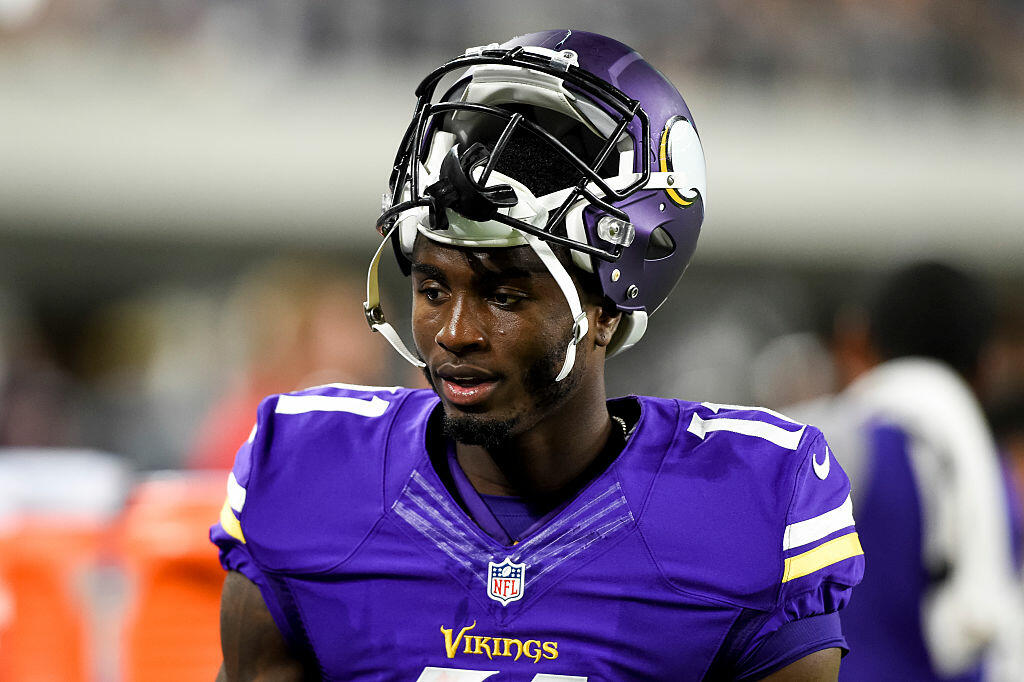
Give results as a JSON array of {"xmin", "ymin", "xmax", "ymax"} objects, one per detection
[{"xmin": 812, "ymin": 447, "xmax": 831, "ymax": 480}]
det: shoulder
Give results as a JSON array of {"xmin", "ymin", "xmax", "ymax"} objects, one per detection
[
  {"xmin": 632, "ymin": 397, "xmax": 823, "ymax": 505},
  {"xmin": 257, "ymin": 381, "xmax": 418, "ymax": 427},
  {"xmin": 249, "ymin": 382, "xmax": 437, "ymax": 459},
  {"xmin": 634, "ymin": 398, "xmax": 862, "ymax": 609},
  {"xmin": 228, "ymin": 383, "xmax": 438, "ymax": 572}
]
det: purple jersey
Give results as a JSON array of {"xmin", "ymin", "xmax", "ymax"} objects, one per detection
[{"xmin": 211, "ymin": 384, "xmax": 864, "ymax": 680}]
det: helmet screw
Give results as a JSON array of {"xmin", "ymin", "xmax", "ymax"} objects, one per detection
[
  {"xmin": 562, "ymin": 50, "xmax": 575, "ymax": 59},
  {"xmin": 626, "ymin": 284, "xmax": 639, "ymax": 299},
  {"xmin": 659, "ymin": 202, "xmax": 666, "ymax": 212},
  {"xmin": 611, "ymin": 269, "xmax": 620, "ymax": 282},
  {"xmin": 667, "ymin": 175, "xmax": 675, "ymax": 186}
]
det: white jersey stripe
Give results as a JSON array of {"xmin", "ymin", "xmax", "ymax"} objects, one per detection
[
  {"xmin": 275, "ymin": 393, "xmax": 390, "ymax": 417},
  {"xmin": 783, "ymin": 495, "xmax": 855, "ymax": 550},
  {"xmin": 308, "ymin": 382, "xmax": 402, "ymax": 393},
  {"xmin": 227, "ymin": 472, "xmax": 247, "ymax": 513},
  {"xmin": 687, "ymin": 413, "xmax": 805, "ymax": 450},
  {"xmin": 701, "ymin": 402, "xmax": 801, "ymax": 425}
]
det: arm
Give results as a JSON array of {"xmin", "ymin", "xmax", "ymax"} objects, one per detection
[
  {"xmin": 759, "ymin": 648, "xmax": 840, "ymax": 681},
  {"xmin": 718, "ymin": 425, "xmax": 862, "ymax": 680},
  {"xmin": 218, "ymin": 570, "xmax": 310, "ymax": 682}
]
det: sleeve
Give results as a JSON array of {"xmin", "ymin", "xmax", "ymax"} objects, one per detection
[
  {"xmin": 209, "ymin": 415, "xmax": 301, "ymax": 649},
  {"xmin": 725, "ymin": 427, "xmax": 866, "ymax": 680}
]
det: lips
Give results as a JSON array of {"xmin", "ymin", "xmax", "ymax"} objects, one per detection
[{"xmin": 435, "ymin": 364, "xmax": 500, "ymax": 408}]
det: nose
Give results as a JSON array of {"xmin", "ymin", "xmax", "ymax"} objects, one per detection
[{"xmin": 435, "ymin": 294, "xmax": 487, "ymax": 355}]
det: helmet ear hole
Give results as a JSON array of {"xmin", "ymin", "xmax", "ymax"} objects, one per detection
[{"xmin": 645, "ymin": 226, "xmax": 676, "ymax": 261}]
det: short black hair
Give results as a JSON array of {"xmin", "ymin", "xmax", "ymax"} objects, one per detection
[{"xmin": 868, "ymin": 261, "xmax": 993, "ymax": 379}]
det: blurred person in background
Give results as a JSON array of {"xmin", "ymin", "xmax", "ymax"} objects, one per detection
[
  {"xmin": 187, "ymin": 259, "xmax": 391, "ymax": 470},
  {"xmin": 0, "ymin": 291, "xmax": 81, "ymax": 448},
  {"xmin": 788, "ymin": 261, "xmax": 1024, "ymax": 681}
]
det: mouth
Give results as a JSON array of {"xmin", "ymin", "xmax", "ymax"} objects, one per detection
[{"xmin": 435, "ymin": 366, "xmax": 500, "ymax": 408}]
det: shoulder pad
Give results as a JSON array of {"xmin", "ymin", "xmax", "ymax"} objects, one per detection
[
  {"xmin": 640, "ymin": 401, "xmax": 849, "ymax": 610},
  {"xmin": 232, "ymin": 384, "xmax": 433, "ymax": 573}
]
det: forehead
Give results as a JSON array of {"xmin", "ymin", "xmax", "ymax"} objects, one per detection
[{"xmin": 410, "ymin": 235, "xmax": 555, "ymax": 281}]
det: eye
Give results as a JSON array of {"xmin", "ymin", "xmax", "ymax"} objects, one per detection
[
  {"xmin": 490, "ymin": 291, "xmax": 523, "ymax": 307},
  {"xmin": 418, "ymin": 283, "xmax": 448, "ymax": 303}
]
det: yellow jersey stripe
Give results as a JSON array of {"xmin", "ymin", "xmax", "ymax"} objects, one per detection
[
  {"xmin": 219, "ymin": 498, "xmax": 246, "ymax": 544},
  {"xmin": 783, "ymin": 532, "xmax": 862, "ymax": 582}
]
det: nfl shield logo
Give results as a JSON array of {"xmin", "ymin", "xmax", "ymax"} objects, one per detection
[{"xmin": 487, "ymin": 557, "xmax": 526, "ymax": 606}]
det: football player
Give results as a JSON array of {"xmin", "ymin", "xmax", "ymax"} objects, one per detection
[
  {"xmin": 212, "ymin": 30, "xmax": 864, "ymax": 681},
  {"xmin": 788, "ymin": 262, "xmax": 1024, "ymax": 681}
]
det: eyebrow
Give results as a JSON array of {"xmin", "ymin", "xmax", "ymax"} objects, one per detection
[{"xmin": 410, "ymin": 263, "xmax": 447, "ymax": 282}]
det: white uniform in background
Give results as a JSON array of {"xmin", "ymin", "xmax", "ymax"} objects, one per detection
[{"xmin": 790, "ymin": 357, "xmax": 1024, "ymax": 681}]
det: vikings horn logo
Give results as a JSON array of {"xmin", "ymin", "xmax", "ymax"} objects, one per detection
[
  {"xmin": 487, "ymin": 557, "xmax": 526, "ymax": 606},
  {"xmin": 659, "ymin": 115, "xmax": 706, "ymax": 209}
]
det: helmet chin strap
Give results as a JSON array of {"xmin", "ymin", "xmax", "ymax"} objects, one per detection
[
  {"xmin": 364, "ymin": 227, "xmax": 426, "ymax": 369},
  {"xmin": 519, "ymin": 232, "xmax": 588, "ymax": 382}
]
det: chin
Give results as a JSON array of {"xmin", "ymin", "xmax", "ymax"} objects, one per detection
[{"xmin": 441, "ymin": 411, "xmax": 520, "ymax": 451}]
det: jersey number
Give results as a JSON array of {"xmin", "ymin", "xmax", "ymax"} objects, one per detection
[{"xmin": 416, "ymin": 667, "xmax": 586, "ymax": 681}]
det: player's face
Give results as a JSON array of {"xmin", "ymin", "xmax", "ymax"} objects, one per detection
[{"xmin": 410, "ymin": 237, "xmax": 593, "ymax": 446}]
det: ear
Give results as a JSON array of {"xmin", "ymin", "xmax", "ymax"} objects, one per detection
[{"xmin": 590, "ymin": 303, "xmax": 622, "ymax": 348}]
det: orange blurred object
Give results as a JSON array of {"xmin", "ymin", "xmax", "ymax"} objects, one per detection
[
  {"xmin": 116, "ymin": 472, "xmax": 226, "ymax": 682},
  {"xmin": 0, "ymin": 520, "xmax": 102, "ymax": 682}
]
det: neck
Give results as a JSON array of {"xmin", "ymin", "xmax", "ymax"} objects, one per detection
[{"xmin": 454, "ymin": 374, "xmax": 614, "ymax": 498}]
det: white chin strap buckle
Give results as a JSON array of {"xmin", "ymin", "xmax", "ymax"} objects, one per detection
[
  {"xmin": 553, "ymin": 310, "xmax": 589, "ymax": 383},
  {"xmin": 571, "ymin": 311, "xmax": 589, "ymax": 345},
  {"xmin": 518, "ymin": 232, "xmax": 589, "ymax": 383}
]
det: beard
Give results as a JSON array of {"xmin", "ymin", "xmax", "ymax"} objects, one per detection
[
  {"xmin": 430, "ymin": 330, "xmax": 585, "ymax": 452},
  {"xmin": 440, "ymin": 412, "xmax": 514, "ymax": 452}
]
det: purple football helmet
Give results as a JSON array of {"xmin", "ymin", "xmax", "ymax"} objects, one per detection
[{"xmin": 365, "ymin": 29, "xmax": 706, "ymax": 379}]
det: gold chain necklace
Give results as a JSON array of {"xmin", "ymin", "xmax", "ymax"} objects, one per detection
[{"xmin": 611, "ymin": 415, "xmax": 629, "ymax": 441}]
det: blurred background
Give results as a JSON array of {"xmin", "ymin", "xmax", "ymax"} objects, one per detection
[{"xmin": 0, "ymin": 0, "xmax": 1022, "ymax": 680}]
